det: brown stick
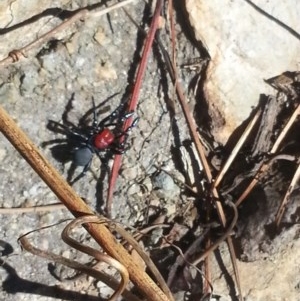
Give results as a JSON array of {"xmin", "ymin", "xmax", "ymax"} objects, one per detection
[
  {"xmin": 158, "ymin": 25, "xmax": 243, "ymax": 300},
  {"xmin": 107, "ymin": 0, "xmax": 164, "ymax": 214},
  {"xmin": 19, "ymin": 235, "xmax": 142, "ymax": 301},
  {"xmin": 191, "ymin": 200, "xmax": 238, "ymax": 265},
  {"xmin": 0, "ymin": 203, "xmax": 65, "ymax": 214},
  {"xmin": 62, "ymin": 216, "xmax": 129, "ymax": 301},
  {"xmin": 213, "ymin": 108, "xmax": 262, "ymax": 189},
  {"xmin": 0, "ymin": 104, "xmax": 171, "ymax": 301},
  {"xmin": 275, "ymin": 161, "xmax": 300, "ymax": 226}
]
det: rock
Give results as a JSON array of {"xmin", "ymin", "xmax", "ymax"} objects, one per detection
[{"xmin": 186, "ymin": 0, "xmax": 300, "ymax": 144}]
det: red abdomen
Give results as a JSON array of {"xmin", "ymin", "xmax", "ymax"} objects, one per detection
[{"xmin": 94, "ymin": 129, "xmax": 115, "ymax": 149}]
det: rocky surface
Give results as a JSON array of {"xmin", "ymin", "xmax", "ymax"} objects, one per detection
[
  {"xmin": 186, "ymin": 0, "xmax": 300, "ymax": 144},
  {"xmin": 0, "ymin": 1, "xmax": 299, "ymax": 301}
]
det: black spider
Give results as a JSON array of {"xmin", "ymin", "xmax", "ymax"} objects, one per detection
[{"xmin": 43, "ymin": 95, "xmax": 138, "ymax": 183}]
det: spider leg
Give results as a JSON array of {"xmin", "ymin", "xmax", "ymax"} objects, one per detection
[
  {"xmin": 109, "ymin": 117, "xmax": 138, "ymax": 154},
  {"xmin": 79, "ymin": 93, "xmax": 120, "ymax": 127},
  {"xmin": 70, "ymin": 159, "xmax": 92, "ymax": 185},
  {"xmin": 67, "ymin": 163, "xmax": 77, "ymax": 183},
  {"xmin": 94, "ymin": 151, "xmax": 111, "ymax": 174},
  {"xmin": 125, "ymin": 116, "xmax": 139, "ymax": 131},
  {"xmin": 111, "ymin": 144, "xmax": 127, "ymax": 154},
  {"xmin": 97, "ymin": 101, "xmax": 127, "ymax": 128},
  {"xmin": 96, "ymin": 112, "xmax": 136, "ymax": 133},
  {"xmin": 61, "ymin": 93, "xmax": 77, "ymax": 128},
  {"xmin": 41, "ymin": 138, "xmax": 69, "ymax": 148},
  {"xmin": 114, "ymin": 117, "xmax": 139, "ymax": 139},
  {"xmin": 47, "ymin": 120, "xmax": 70, "ymax": 135},
  {"xmin": 99, "ymin": 122, "xmax": 119, "ymax": 128},
  {"xmin": 64, "ymin": 129, "xmax": 89, "ymax": 142},
  {"xmin": 108, "ymin": 138, "xmax": 129, "ymax": 155},
  {"xmin": 48, "ymin": 120, "xmax": 89, "ymax": 142},
  {"xmin": 91, "ymin": 96, "xmax": 98, "ymax": 129},
  {"xmin": 120, "ymin": 111, "xmax": 134, "ymax": 122}
]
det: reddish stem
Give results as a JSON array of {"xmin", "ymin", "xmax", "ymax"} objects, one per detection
[{"xmin": 106, "ymin": 0, "xmax": 164, "ymax": 215}]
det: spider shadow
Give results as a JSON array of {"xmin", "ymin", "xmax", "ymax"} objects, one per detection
[
  {"xmin": 1, "ymin": 257, "xmax": 104, "ymax": 301},
  {"xmin": 42, "ymin": 93, "xmax": 124, "ymax": 211}
]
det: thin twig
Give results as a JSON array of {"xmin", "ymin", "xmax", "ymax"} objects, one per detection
[
  {"xmin": 168, "ymin": 0, "xmax": 214, "ymax": 293},
  {"xmin": 99, "ymin": 215, "xmax": 175, "ymax": 301},
  {"xmin": 107, "ymin": 0, "xmax": 164, "ymax": 215},
  {"xmin": 213, "ymin": 108, "xmax": 262, "ymax": 189},
  {"xmin": 19, "ymin": 235, "xmax": 142, "ymax": 301},
  {"xmin": 164, "ymin": 235, "xmax": 214, "ymax": 295},
  {"xmin": 275, "ymin": 161, "xmax": 300, "ymax": 226},
  {"xmin": 166, "ymin": 227, "xmax": 210, "ymax": 286},
  {"xmin": 0, "ymin": 0, "xmax": 137, "ymax": 67},
  {"xmin": 243, "ymin": 0, "xmax": 300, "ymax": 41},
  {"xmin": 157, "ymin": 13, "xmax": 243, "ymax": 300},
  {"xmin": 191, "ymin": 200, "xmax": 238, "ymax": 265},
  {"xmin": 0, "ymin": 203, "xmax": 65, "ymax": 214},
  {"xmin": 270, "ymin": 104, "xmax": 300, "ymax": 152},
  {"xmin": 158, "ymin": 27, "xmax": 228, "ymax": 228},
  {"xmin": 61, "ymin": 216, "xmax": 129, "ymax": 301}
]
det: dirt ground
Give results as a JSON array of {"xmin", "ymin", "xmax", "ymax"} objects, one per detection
[{"xmin": 0, "ymin": 1, "xmax": 299, "ymax": 301}]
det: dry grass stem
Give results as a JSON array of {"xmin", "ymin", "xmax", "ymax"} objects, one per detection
[
  {"xmin": 107, "ymin": 0, "xmax": 164, "ymax": 213},
  {"xmin": 169, "ymin": 58, "xmax": 243, "ymax": 301},
  {"xmin": 275, "ymin": 161, "xmax": 300, "ymax": 226},
  {"xmin": 0, "ymin": 0, "xmax": 137, "ymax": 67},
  {"xmin": 0, "ymin": 203, "xmax": 65, "ymax": 214},
  {"xmin": 270, "ymin": 104, "xmax": 300, "ymax": 152},
  {"xmin": 165, "ymin": 236, "xmax": 214, "ymax": 294},
  {"xmin": 97, "ymin": 215, "xmax": 175, "ymax": 301},
  {"xmin": 18, "ymin": 235, "xmax": 142, "ymax": 301},
  {"xmin": 191, "ymin": 200, "xmax": 238, "ymax": 265},
  {"xmin": 213, "ymin": 108, "xmax": 262, "ymax": 189},
  {"xmin": 161, "ymin": 20, "xmax": 243, "ymax": 297},
  {"xmin": 62, "ymin": 216, "xmax": 129, "ymax": 301}
]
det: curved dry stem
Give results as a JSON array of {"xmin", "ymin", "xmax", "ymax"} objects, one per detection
[
  {"xmin": 61, "ymin": 216, "xmax": 129, "ymax": 301},
  {"xmin": 67, "ymin": 215, "xmax": 175, "ymax": 301},
  {"xmin": 164, "ymin": 232, "xmax": 214, "ymax": 294},
  {"xmin": 105, "ymin": 219, "xmax": 174, "ymax": 301},
  {"xmin": 18, "ymin": 235, "xmax": 142, "ymax": 301},
  {"xmin": 192, "ymin": 200, "xmax": 238, "ymax": 266}
]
